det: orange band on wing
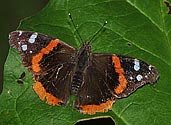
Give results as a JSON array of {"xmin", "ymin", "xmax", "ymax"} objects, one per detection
[
  {"xmin": 41, "ymin": 40, "xmax": 59, "ymax": 54},
  {"xmin": 32, "ymin": 81, "xmax": 63, "ymax": 106},
  {"xmin": 80, "ymin": 100, "xmax": 114, "ymax": 115},
  {"xmin": 32, "ymin": 53, "xmax": 43, "ymax": 72},
  {"xmin": 112, "ymin": 55, "xmax": 128, "ymax": 94},
  {"xmin": 31, "ymin": 39, "xmax": 59, "ymax": 72}
]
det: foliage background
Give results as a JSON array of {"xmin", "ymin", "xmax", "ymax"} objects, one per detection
[
  {"xmin": 0, "ymin": 0, "xmax": 49, "ymax": 94},
  {"xmin": 1, "ymin": 0, "xmax": 171, "ymax": 125}
]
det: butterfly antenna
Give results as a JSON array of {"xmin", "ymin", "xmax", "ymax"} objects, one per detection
[
  {"xmin": 89, "ymin": 21, "xmax": 107, "ymax": 43},
  {"xmin": 69, "ymin": 13, "xmax": 83, "ymax": 43}
]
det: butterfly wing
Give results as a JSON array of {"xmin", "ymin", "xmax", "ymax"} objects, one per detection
[
  {"xmin": 74, "ymin": 54, "xmax": 117, "ymax": 114},
  {"xmin": 74, "ymin": 54, "xmax": 159, "ymax": 114},
  {"xmin": 9, "ymin": 31, "xmax": 77, "ymax": 105},
  {"xmin": 112, "ymin": 54, "xmax": 159, "ymax": 98}
]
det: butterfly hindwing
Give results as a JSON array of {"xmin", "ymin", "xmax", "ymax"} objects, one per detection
[{"xmin": 74, "ymin": 54, "xmax": 119, "ymax": 114}]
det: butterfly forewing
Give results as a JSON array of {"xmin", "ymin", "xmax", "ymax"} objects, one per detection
[
  {"xmin": 115, "ymin": 55, "xmax": 159, "ymax": 98},
  {"xmin": 9, "ymin": 31, "xmax": 77, "ymax": 105}
]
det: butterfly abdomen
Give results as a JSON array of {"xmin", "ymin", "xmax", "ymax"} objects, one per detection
[{"xmin": 71, "ymin": 71, "xmax": 83, "ymax": 95}]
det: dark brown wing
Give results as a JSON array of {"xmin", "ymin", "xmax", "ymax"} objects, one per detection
[
  {"xmin": 74, "ymin": 54, "xmax": 159, "ymax": 114},
  {"xmin": 114, "ymin": 55, "xmax": 159, "ymax": 98},
  {"xmin": 9, "ymin": 31, "xmax": 76, "ymax": 105},
  {"xmin": 74, "ymin": 54, "xmax": 117, "ymax": 114}
]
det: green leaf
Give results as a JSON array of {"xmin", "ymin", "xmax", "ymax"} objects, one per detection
[{"xmin": 1, "ymin": 0, "xmax": 171, "ymax": 124}]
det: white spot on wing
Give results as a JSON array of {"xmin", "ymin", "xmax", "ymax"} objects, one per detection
[
  {"xmin": 86, "ymin": 95, "xmax": 90, "ymax": 98},
  {"xmin": 19, "ymin": 31, "xmax": 22, "ymax": 36},
  {"xmin": 149, "ymin": 65, "xmax": 152, "ymax": 70},
  {"xmin": 130, "ymin": 76, "xmax": 133, "ymax": 80},
  {"xmin": 28, "ymin": 32, "xmax": 38, "ymax": 43},
  {"xmin": 21, "ymin": 44, "xmax": 27, "ymax": 51},
  {"xmin": 134, "ymin": 59, "xmax": 140, "ymax": 71},
  {"xmin": 29, "ymin": 50, "xmax": 32, "ymax": 53},
  {"xmin": 136, "ymin": 74, "xmax": 143, "ymax": 81}
]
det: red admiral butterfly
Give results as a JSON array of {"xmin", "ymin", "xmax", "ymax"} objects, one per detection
[{"xmin": 9, "ymin": 26, "xmax": 159, "ymax": 115}]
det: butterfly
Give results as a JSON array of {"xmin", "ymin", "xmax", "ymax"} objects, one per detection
[{"xmin": 9, "ymin": 29, "xmax": 159, "ymax": 114}]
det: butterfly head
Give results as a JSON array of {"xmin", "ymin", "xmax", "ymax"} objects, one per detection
[{"xmin": 79, "ymin": 41, "xmax": 91, "ymax": 53}]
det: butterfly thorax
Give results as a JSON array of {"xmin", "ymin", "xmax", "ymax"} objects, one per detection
[{"xmin": 71, "ymin": 42, "xmax": 92, "ymax": 95}]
